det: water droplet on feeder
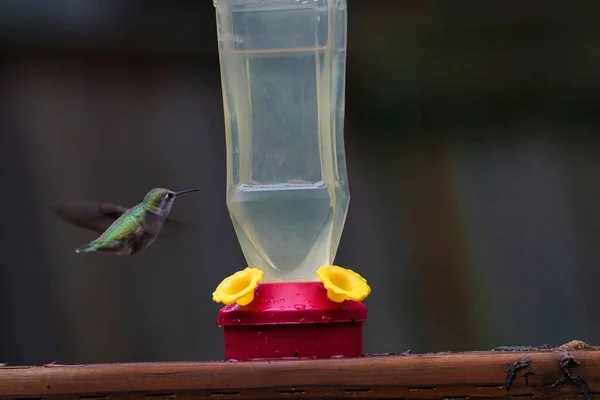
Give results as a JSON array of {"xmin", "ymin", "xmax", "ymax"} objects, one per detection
[{"xmin": 294, "ymin": 304, "xmax": 306, "ymax": 311}]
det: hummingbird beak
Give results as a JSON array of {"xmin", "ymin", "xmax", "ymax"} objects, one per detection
[{"xmin": 174, "ymin": 188, "xmax": 200, "ymax": 197}]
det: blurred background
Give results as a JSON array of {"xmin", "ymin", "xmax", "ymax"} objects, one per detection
[{"xmin": 1, "ymin": 0, "xmax": 600, "ymax": 365}]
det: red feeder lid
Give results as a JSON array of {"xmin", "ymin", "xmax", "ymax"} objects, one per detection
[{"xmin": 217, "ymin": 281, "xmax": 367, "ymax": 326}]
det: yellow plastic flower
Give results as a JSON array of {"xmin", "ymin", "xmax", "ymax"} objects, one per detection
[
  {"xmin": 213, "ymin": 267, "xmax": 264, "ymax": 306},
  {"xmin": 316, "ymin": 265, "xmax": 371, "ymax": 303}
]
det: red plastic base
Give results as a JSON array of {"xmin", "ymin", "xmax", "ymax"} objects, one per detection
[{"xmin": 217, "ymin": 281, "xmax": 367, "ymax": 361}]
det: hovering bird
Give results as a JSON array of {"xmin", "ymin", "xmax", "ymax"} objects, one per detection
[{"xmin": 52, "ymin": 187, "xmax": 199, "ymax": 256}]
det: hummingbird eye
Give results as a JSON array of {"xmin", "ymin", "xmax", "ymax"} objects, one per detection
[{"xmin": 166, "ymin": 193, "xmax": 174, "ymax": 199}]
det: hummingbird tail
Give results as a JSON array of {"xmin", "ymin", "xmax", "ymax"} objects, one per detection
[{"xmin": 75, "ymin": 242, "xmax": 97, "ymax": 253}]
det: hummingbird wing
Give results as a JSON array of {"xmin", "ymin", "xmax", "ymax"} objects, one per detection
[
  {"xmin": 51, "ymin": 201, "xmax": 188, "ymax": 238},
  {"xmin": 51, "ymin": 201, "xmax": 128, "ymax": 234}
]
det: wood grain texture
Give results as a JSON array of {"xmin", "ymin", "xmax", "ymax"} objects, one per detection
[{"xmin": 1, "ymin": 350, "xmax": 599, "ymax": 399}]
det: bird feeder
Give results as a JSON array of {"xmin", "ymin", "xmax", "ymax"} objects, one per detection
[{"xmin": 212, "ymin": 0, "xmax": 369, "ymax": 361}]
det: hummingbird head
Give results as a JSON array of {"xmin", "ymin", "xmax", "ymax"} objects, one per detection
[{"xmin": 143, "ymin": 187, "xmax": 200, "ymax": 215}]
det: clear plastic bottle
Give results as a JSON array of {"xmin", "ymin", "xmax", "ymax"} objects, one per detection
[{"xmin": 215, "ymin": 0, "xmax": 349, "ymax": 282}]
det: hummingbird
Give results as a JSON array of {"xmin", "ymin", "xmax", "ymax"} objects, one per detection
[{"xmin": 52, "ymin": 188, "xmax": 199, "ymax": 256}]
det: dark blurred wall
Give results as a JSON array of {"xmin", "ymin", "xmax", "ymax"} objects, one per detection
[{"xmin": 1, "ymin": 0, "xmax": 599, "ymax": 364}]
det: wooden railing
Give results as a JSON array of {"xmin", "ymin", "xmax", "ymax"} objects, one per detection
[{"xmin": 1, "ymin": 342, "xmax": 598, "ymax": 400}]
